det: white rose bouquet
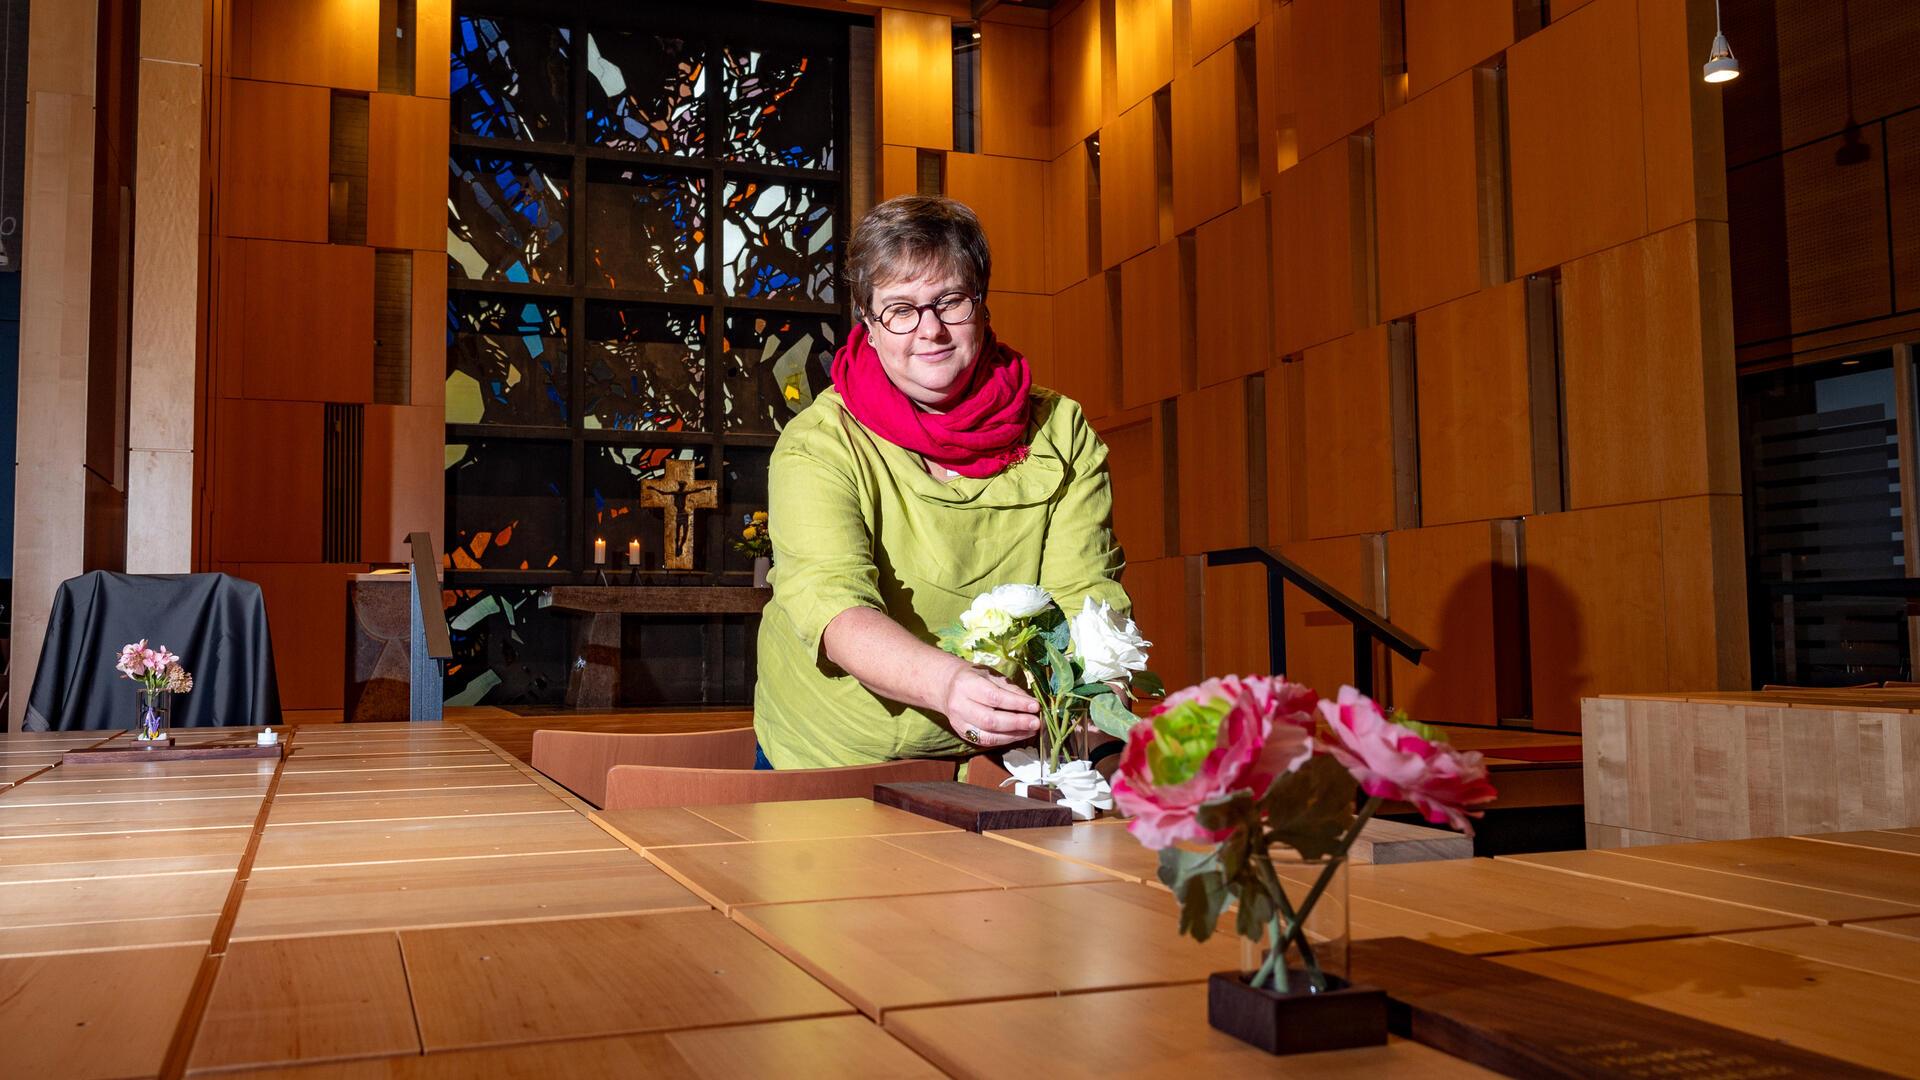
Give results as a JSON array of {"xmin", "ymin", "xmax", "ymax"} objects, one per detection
[{"xmin": 939, "ymin": 584, "xmax": 1161, "ymax": 782}]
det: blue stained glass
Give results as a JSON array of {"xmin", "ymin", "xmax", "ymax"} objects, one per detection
[
  {"xmin": 721, "ymin": 180, "xmax": 835, "ymax": 302},
  {"xmin": 451, "ymin": 16, "xmax": 572, "ymax": 142}
]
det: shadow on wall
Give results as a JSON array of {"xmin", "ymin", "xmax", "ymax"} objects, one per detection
[{"xmin": 1400, "ymin": 558, "xmax": 1584, "ymax": 732}]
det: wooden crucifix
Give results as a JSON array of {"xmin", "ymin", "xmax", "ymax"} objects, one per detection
[{"xmin": 640, "ymin": 459, "xmax": 719, "ymax": 570}]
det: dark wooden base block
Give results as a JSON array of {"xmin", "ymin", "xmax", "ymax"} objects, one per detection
[
  {"xmin": 873, "ymin": 781, "xmax": 1075, "ymax": 832},
  {"xmin": 1207, "ymin": 970, "xmax": 1388, "ymax": 1055},
  {"xmin": 63, "ymin": 742, "xmax": 284, "ymax": 765}
]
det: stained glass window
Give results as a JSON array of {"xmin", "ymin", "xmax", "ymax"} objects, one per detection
[
  {"xmin": 443, "ymin": 588, "xmax": 569, "ymax": 707},
  {"xmin": 445, "ymin": 439, "xmax": 569, "ymax": 571},
  {"xmin": 448, "ymin": 154, "xmax": 570, "ymax": 285},
  {"xmin": 723, "ymin": 44, "xmax": 835, "ymax": 170},
  {"xmin": 720, "ymin": 447, "xmax": 772, "ymax": 572},
  {"xmin": 447, "ymin": 295, "xmax": 569, "ymax": 427},
  {"xmin": 585, "ymin": 166, "xmax": 707, "ymax": 293},
  {"xmin": 722, "ymin": 180, "xmax": 836, "ymax": 301},
  {"xmin": 585, "ymin": 30, "xmax": 706, "ymax": 156},
  {"xmin": 451, "ymin": 16, "xmax": 571, "ymax": 142},
  {"xmin": 584, "ymin": 302, "xmax": 705, "ymax": 432},
  {"xmin": 721, "ymin": 312, "xmax": 834, "ymax": 433}
]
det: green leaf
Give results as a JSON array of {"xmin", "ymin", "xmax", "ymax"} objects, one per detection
[
  {"xmin": 1089, "ymin": 693, "xmax": 1138, "ymax": 740},
  {"xmin": 1040, "ymin": 637, "xmax": 1075, "ymax": 697},
  {"xmin": 1043, "ymin": 617, "xmax": 1073, "ymax": 653},
  {"xmin": 1131, "ymin": 669, "xmax": 1165, "ymax": 700},
  {"xmin": 1159, "ymin": 849, "xmax": 1231, "ymax": 943},
  {"xmin": 1235, "ymin": 883, "xmax": 1277, "ymax": 942},
  {"xmin": 1156, "ymin": 845, "xmax": 1218, "ymax": 892},
  {"xmin": 1071, "ymin": 682, "xmax": 1116, "ymax": 698},
  {"xmin": 1195, "ymin": 789, "xmax": 1259, "ymax": 836},
  {"xmin": 1262, "ymin": 755, "xmax": 1359, "ymax": 861}
]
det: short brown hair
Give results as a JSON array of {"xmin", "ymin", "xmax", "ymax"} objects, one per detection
[{"xmin": 846, "ymin": 195, "xmax": 993, "ymax": 318}]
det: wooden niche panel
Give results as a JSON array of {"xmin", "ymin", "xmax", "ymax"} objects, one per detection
[
  {"xmin": 1044, "ymin": 143, "xmax": 1096, "ymax": 294},
  {"xmin": 1559, "ymin": 222, "xmax": 1737, "ymax": 510},
  {"xmin": 1051, "ymin": 0, "xmax": 1105, "ymax": 159},
  {"xmin": 1374, "ymin": 70, "xmax": 1481, "ymax": 320},
  {"xmin": 981, "ymin": 21, "xmax": 1050, "ymax": 161},
  {"xmin": 1203, "ymin": 562, "xmax": 1271, "ymax": 678},
  {"xmin": 1385, "ymin": 520, "xmax": 1518, "ymax": 726},
  {"xmin": 878, "ymin": 9, "xmax": 952, "ymax": 150},
  {"xmin": 1190, "ymin": 0, "xmax": 1259, "ymax": 66},
  {"xmin": 230, "ymin": 0, "xmax": 378, "ymax": 91},
  {"xmin": 1277, "ymin": 534, "xmax": 1381, "ymax": 692},
  {"xmin": 1172, "ymin": 44, "xmax": 1244, "ymax": 236},
  {"xmin": 363, "ymin": 404, "xmax": 445, "ymax": 563},
  {"xmin": 1050, "ymin": 273, "xmax": 1118, "ymax": 418},
  {"xmin": 1195, "ymin": 197, "xmax": 1272, "ymax": 388},
  {"xmin": 1415, "ymin": 280, "xmax": 1534, "ymax": 526},
  {"xmin": 1124, "ymin": 556, "xmax": 1198, "ymax": 692},
  {"xmin": 219, "ymin": 562, "xmax": 368, "ymax": 710},
  {"xmin": 211, "ymin": 400, "xmax": 324, "ymax": 565},
  {"xmin": 219, "ymin": 79, "xmax": 330, "ymax": 244},
  {"xmin": 368, "ymin": 94, "xmax": 450, "ymax": 251},
  {"xmin": 1506, "ymin": 0, "xmax": 1649, "ymax": 275},
  {"xmin": 1120, "ymin": 240, "xmax": 1194, "ymax": 409},
  {"xmin": 1100, "ymin": 101, "xmax": 1160, "ymax": 270},
  {"xmin": 220, "ymin": 239, "xmax": 375, "ymax": 404},
  {"xmin": 1404, "ymin": 0, "xmax": 1513, "ymax": 100},
  {"xmin": 1094, "ymin": 403, "xmax": 1175, "ymax": 562},
  {"xmin": 1176, "ymin": 376, "xmax": 1262, "ymax": 556},
  {"xmin": 1523, "ymin": 503, "xmax": 1668, "ymax": 732},
  {"xmin": 1300, "ymin": 327, "xmax": 1395, "ymax": 540},
  {"xmin": 947, "ymin": 154, "xmax": 1046, "ymax": 294},
  {"xmin": 986, "ymin": 292, "xmax": 1050, "ymax": 375},
  {"xmin": 1114, "ymin": 0, "xmax": 1174, "ymax": 113},
  {"xmin": 1289, "ymin": 0, "xmax": 1382, "ymax": 160},
  {"xmin": 1271, "ymin": 137, "xmax": 1369, "ymax": 357}
]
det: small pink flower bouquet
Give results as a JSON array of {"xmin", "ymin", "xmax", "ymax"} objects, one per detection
[
  {"xmin": 117, "ymin": 640, "xmax": 194, "ymax": 740},
  {"xmin": 1113, "ymin": 676, "xmax": 1496, "ymax": 995}
]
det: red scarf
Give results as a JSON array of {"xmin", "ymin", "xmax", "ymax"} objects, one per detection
[{"xmin": 830, "ymin": 322, "xmax": 1033, "ymax": 479}]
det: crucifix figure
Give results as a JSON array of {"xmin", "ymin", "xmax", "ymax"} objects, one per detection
[{"xmin": 640, "ymin": 459, "xmax": 719, "ymax": 570}]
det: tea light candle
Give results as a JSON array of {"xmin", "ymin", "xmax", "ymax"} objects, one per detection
[
  {"xmin": 593, "ymin": 538, "xmax": 606, "ymax": 565},
  {"xmin": 628, "ymin": 539, "xmax": 641, "ymax": 565},
  {"xmin": 257, "ymin": 729, "xmax": 278, "ymax": 746}
]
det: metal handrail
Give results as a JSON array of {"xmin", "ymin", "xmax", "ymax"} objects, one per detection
[
  {"xmin": 406, "ymin": 532, "xmax": 451, "ymax": 722},
  {"xmin": 1206, "ymin": 546, "xmax": 1429, "ymax": 699}
]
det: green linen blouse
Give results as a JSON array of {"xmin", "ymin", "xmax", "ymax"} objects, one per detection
[{"xmin": 753, "ymin": 385, "xmax": 1130, "ymax": 769}]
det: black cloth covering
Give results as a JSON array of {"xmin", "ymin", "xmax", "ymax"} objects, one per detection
[{"xmin": 25, "ymin": 571, "xmax": 283, "ymax": 731}]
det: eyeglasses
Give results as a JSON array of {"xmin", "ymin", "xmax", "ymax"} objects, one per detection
[{"xmin": 867, "ymin": 292, "xmax": 981, "ymax": 335}]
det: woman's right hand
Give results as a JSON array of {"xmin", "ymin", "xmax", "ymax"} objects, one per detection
[{"xmin": 940, "ymin": 663, "xmax": 1042, "ymax": 749}]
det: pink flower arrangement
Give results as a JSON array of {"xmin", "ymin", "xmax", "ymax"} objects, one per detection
[
  {"xmin": 1115, "ymin": 674, "xmax": 1496, "ymax": 995},
  {"xmin": 116, "ymin": 639, "xmax": 193, "ymax": 695}
]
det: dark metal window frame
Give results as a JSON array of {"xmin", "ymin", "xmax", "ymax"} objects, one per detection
[{"xmin": 448, "ymin": 0, "xmax": 856, "ymax": 586}]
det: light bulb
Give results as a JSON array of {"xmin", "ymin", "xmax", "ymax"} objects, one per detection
[{"xmin": 1702, "ymin": 30, "xmax": 1739, "ymax": 83}]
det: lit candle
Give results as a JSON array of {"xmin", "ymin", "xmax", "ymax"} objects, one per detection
[
  {"xmin": 628, "ymin": 539, "xmax": 641, "ymax": 565},
  {"xmin": 593, "ymin": 538, "xmax": 606, "ymax": 565}
]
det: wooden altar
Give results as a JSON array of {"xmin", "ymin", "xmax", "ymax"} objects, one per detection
[{"xmin": 538, "ymin": 586, "xmax": 773, "ymax": 708}]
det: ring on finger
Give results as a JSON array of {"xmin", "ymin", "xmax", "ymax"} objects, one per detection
[{"xmin": 963, "ymin": 727, "xmax": 982, "ymax": 744}]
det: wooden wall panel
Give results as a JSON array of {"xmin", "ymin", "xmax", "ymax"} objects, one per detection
[
  {"xmin": 1415, "ymin": 281, "xmax": 1534, "ymax": 525},
  {"xmin": 1256, "ymin": 0, "xmax": 1299, "ymax": 188},
  {"xmin": 1125, "ymin": 556, "xmax": 1199, "ymax": 692},
  {"xmin": 362, "ymin": 404, "xmax": 444, "ymax": 562},
  {"xmin": 219, "ymin": 79, "xmax": 328, "ymax": 243},
  {"xmin": 211, "ymin": 400, "xmax": 324, "ymax": 564},
  {"xmin": 986, "ymin": 291, "xmax": 1050, "ymax": 370},
  {"xmin": 1097, "ymin": 403, "xmax": 1176, "ymax": 562},
  {"xmin": 946, "ymin": 153, "xmax": 1047, "ymax": 294},
  {"xmin": 1172, "ymin": 44, "xmax": 1243, "ymax": 236},
  {"xmin": 878, "ymin": 145, "xmax": 919, "ymax": 203},
  {"xmin": 1119, "ymin": 240, "xmax": 1193, "ymax": 409},
  {"xmin": 221, "ymin": 239, "xmax": 375, "ymax": 403},
  {"xmin": 1659, "ymin": 495, "xmax": 1748, "ymax": 692},
  {"xmin": 1177, "ymin": 376, "xmax": 1260, "ymax": 555},
  {"xmin": 1113, "ymin": 0, "xmax": 1174, "ymax": 112},
  {"xmin": 878, "ymin": 9, "xmax": 952, "ymax": 150},
  {"xmin": 1044, "ymin": 143, "xmax": 1094, "ymax": 293},
  {"xmin": 1892, "ymin": 111, "xmax": 1920, "ymax": 314},
  {"xmin": 231, "ymin": 0, "xmax": 378, "ymax": 91},
  {"xmin": 367, "ymin": 94, "xmax": 449, "ymax": 250},
  {"xmin": 1386, "ymin": 520, "xmax": 1512, "ymax": 724},
  {"xmin": 1271, "ymin": 137, "xmax": 1367, "ymax": 356},
  {"xmin": 1374, "ymin": 70, "xmax": 1480, "ymax": 320},
  {"xmin": 1050, "ymin": 273, "xmax": 1118, "ymax": 418},
  {"xmin": 1265, "ymin": 359, "xmax": 1301, "ymax": 544},
  {"xmin": 1289, "ymin": 0, "xmax": 1381, "ymax": 159},
  {"xmin": 1783, "ymin": 127, "xmax": 1892, "ymax": 334},
  {"xmin": 219, "ymin": 562, "xmax": 368, "ymax": 709},
  {"xmin": 1525, "ymin": 503, "xmax": 1669, "ymax": 732},
  {"xmin": 1202, "ymin": 562, "xmax": 1271, "ymax": 677},
  {"xmin": 411, "ymin": 253, "xmax": 447, "ymax": 409},
  {"xmin": 1190, "ymin": 0, "xmax": 1259, "ymax": 65},
  {"xmin": 981, "ymin": 21, "xmax": 1050, "ymax": 160},
  {"xmin": 1506, "ymin": 0, "xmax": 1648, "ymax": 275},
  {"xmin": 1300, "ymin": 327, "xmax": 1394, "ymax": 539},
  {"xmin": 1638, "ymin": 0, "xmax": 1728, "ymax": 231},
  {"xmin": 1277, "ymin": 534, "xmax": 1381, "ymax": 692},
  {"xmin": 1050, "ymin": 0, "xmax": 1105, "ymax": 158},
  {"xmin": 1100, "ymin": 100, "xmax": 1159, "ymax": 269},
  {"xmin": 1404, "ymin": 0, "xmax": 1512, "ymax": 100},
  {"xmin": 416, "ymin": 0, "xmax": 451, "ymax": 99},
  {"xmin": 1194, "ymin": 196, "xmax": 1271, "ymax": 387},
  {"xmin": 1560, "ymin": 222, "xmax": 1738, "ymax": 508}
]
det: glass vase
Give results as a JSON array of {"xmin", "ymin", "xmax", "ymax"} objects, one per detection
[
  {"xmin": 1252, "ymin": 851, "xmax": 1351, "ymax": 992},
  {"xmin": 134, "ymin": 688, "xmax": 171, "ymax": 742}
]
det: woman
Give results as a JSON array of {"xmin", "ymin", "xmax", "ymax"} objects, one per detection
[{"xmin": 753, "ymin": 195, "xmax": 1131, "ymax": 769}]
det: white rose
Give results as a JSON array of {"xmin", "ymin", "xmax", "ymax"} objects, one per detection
[
  {"xmin": 975, "ymin": 583, "xmax": 1053, "ymax": 619},
  {"xmin": 1068, "ymin": 596, "xmax": 1151, "ymax": 684}
]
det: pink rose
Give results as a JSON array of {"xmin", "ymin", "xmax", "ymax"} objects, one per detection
[
  {"xmin": 1318, "ymin": 686, "xmax": 1498, "ymax": 835},
  {"xmin": 1114, "ymin": 675, "xmax": 1319, "ymax": 849}
]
